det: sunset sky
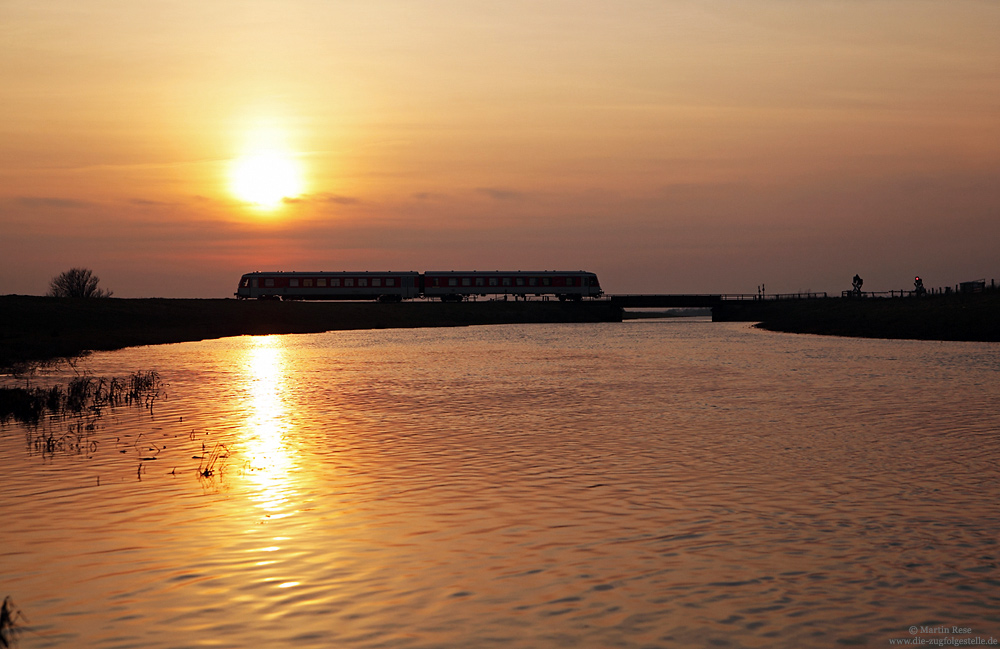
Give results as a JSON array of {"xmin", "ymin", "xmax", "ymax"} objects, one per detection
[{"xmin": 2, "ymin": 1, "xmax": 998, "ymax": 297}]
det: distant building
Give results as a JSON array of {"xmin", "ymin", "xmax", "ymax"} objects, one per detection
[{"xmin": 959, "ymin": 279, "xmax": 986, "ymax": 293}]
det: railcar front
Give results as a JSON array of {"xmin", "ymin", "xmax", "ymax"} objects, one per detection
[
  {"xmin": 579, "ymin": 271, "xmax": 603, "ymax": 298},
  {"xmin": 236, "ymin": 271, "xmax": 420, "ymax": 301}
]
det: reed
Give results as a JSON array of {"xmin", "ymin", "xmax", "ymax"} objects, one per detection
[
  {"xmin": 197, "ymin": 442, "xmax": 230, "ymax": 478},
  {"xmin": 0, "ymin": 387, "xmax": 47, "ymax": 426},
  {"xmin": 0, "ymin": 370, "xmax": 161, "ymax": 428},
  {"xmin": 0, "ymin": 596, "xmax": 25, "ymax": 648}
]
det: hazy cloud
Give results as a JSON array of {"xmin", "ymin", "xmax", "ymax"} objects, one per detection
[
  {"xmin": 323, "ymin": 194, "xmax": 361, "ymax": 205},
  {"xmin": 14, "ymin": 196, "xmax": 94, "ymax": 209},
  {"xmin": 412, "ymin": 192, "xmax": 447, "ymax": 201},
  {"xmin": 287, "ymin": 193, "xmax": 362, "ymax": 205},
  {"xmin": 475, "ymin": 187, "xmax": 525, "ymax": 201},
  {"xmin": 129, "ymin": 198, "xmax": 179, "ymax": 207}
]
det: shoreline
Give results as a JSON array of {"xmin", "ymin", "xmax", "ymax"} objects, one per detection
[
  {"xmin": 714, "ymin": 291, "xmax": 1000, "ymax": 342},
  {"xmin": 0, "ymin": 295, "xmax": 623, "ymax": 371},
  {"xmin": 4, "ymin": 291, "xmax": 997, "ymax": 371}
]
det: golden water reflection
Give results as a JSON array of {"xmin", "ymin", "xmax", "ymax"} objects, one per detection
[{"xmin": 239, "ymin": 335, "xmax": 296, "ymax": 517}]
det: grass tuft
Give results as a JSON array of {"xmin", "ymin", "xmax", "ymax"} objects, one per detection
[
  {"xmin": 198, "ymin": 442, "xmax": 230, "ymax": 478},
  {"xmin": 0, "ymin": 596, "xmax": 26, "ymax": 648}
]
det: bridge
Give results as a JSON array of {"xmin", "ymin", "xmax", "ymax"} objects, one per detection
[
  {"xmin": 610, "ymin": 294, "xmax": 721, "ymax": 308},
  {"xmin": 608, "ymin": 293, "xmax": 826, "ymax": 309}
]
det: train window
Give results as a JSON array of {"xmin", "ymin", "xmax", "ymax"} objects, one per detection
[
  {"xmin": 252, "ymin": 278, "xmax": 258, "ymax": 288},
  {"xmin": 529, "ymin": 278, "xmax": 537, "ymax": 286},
  {"xmin": 372, "ymin": 278, "xmax": 381, "ymax": 287},
  {"xmin": 265, "ymin": 278, "xmax": 274, "ymax": 287},
  {"xmin": 565, "ymin": 278, "xmax": 574, "ymax": 286},
  {"xmin": 318, "ymin": 278, "xmax": 327, "ymax": 287},
  {"xmin": 489, "ymin": 278, "xmax": 498, "ymax": 287},
  {"xmin": 515, "ymin": 278, "xmax": 524, "ymax": 286},
  {"xmin": 448, "ymin": 278, "xmax": 458, "ymax": 287},
  {"xmin": 359, "ymin": 278, "xmax": 368, "ymax": 287},
  {"xmin": 241, "ymin": 278, "xmax": 249, "ymax": 287},
  {"xmin": 385, "ymin": 278, "xmax": 395, "ymax": 286},
  {"xmin": 345, "ymin": 278, "xmax": 354, "ymax": 287},
  {"xmin": 475, "ymin": 278, "xmax": 484, "ymax": 287},
  {"xmin": 303, "ymin": 279, "xmax": 313, "ymax": 287},
  {"xmin": 503, "ymin": 278, "xmax": 511, "ymax": 287},
  {"xmin": 290, "ymin": 279, "xmax": 299, "ymax": 287},
  {"xmin": 462, "ymin": 278, "xmax": 471, "ymax": 287},
  {"xmin": 542, "ymin": 277, "xmax": 551, "ymax": 286}
]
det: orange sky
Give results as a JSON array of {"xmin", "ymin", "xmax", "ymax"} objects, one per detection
[{"xmin": 2, "ymin": 1, "xmax": 998, "ymax": 297}]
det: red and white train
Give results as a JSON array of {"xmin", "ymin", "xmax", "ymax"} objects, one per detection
[{"xmin": 235, "ymin": 270, "xmax": 603, "ymax": 302}]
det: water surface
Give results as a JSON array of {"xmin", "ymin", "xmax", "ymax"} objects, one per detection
[{"xmin": 3, "ymin": 321, "xmax": 999, "ymax": 647}]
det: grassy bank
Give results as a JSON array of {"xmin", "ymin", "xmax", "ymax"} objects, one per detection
[
  {"xmin": 0, "ymin": 295, "xmax": 623, "ymax": 370},
  {"xmin": 714, "ymin": 291, "xmax": 1000, "ymax": 342}
]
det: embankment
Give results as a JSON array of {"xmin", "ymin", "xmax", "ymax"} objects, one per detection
[
  {"xmin": 0, "ymin": 295, "xmax": 623, "ymax": 370},
  {"xmin": 713, "ymin": 291, "xmax": 1000, "ymax": 342}
]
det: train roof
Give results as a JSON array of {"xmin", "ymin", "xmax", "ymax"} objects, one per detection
[
  {"xmin": 241, "ymin": 270, "xmax": 596, "ymax": 276},
  {"xmin": 423, "ymin": 270, "xmax": 596, "ymax": 275},
  {"xmin": 241, "ymin": 270, "xmax": 420, "ymax": 276}
]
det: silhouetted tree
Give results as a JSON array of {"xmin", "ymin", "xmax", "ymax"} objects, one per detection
[{"xmin": 47, "ymin": 268, "xmax": 113, "ymax": 298}]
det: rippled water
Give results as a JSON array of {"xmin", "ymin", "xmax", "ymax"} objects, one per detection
[{"xmin": 2, "ymin": 321, "xmax": 999, "ymax": 648}]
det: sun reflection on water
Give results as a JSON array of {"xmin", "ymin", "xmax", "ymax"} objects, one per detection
[{"xmin": 240, "ymin": 336, "xmax": 296, "ymax": 517}]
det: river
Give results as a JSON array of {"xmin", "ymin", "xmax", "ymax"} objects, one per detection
[{"xmin": 2, "ymin": 320, "xmax": 998, "ymax": 648}]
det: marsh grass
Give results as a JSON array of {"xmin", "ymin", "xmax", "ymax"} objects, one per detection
[
  {"xmin": 0, "ymin": 596, "xmax": 26, "ymax": 648},
  {"xmin": 0, "ymin": 371, "xmax": 161, "ymax": 429},
  {"xmin": 4, "ymin": 369, "xmax": 237, "ymax": 484},
  {"xmin": 2, "ymin": 371, "xmax": 162, "ymax": 462},
  {"xmin": 0, "ymin": 387, "xmax": 48, "ymax": 427},
  {"xmin": 63, "ymin": 370, "xmax": 161, "ymax": 415}
]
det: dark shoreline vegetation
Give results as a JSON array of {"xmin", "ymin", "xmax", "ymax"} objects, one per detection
[
  {"xmin": 0, "ymin": 295, "xmax": 625, "ymax": 371},
  {"xmin": 1, "ymin": 291, "xmax": 998, "ymax": 373},
  {"xmin": 715, "ymin": 290, "xmax": 1000, "ymax": 342}
]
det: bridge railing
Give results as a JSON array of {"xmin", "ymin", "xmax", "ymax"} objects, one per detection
[
  {"xmin": 841, "ymin": 290, "xmax": 923, "ymax": 298},
  {"xmin": 720, "ymin": 292, "xmax": 828, "ymax": 301}
]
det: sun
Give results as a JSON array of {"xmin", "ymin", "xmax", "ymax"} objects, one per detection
[{"xmin": 231, "ymin": 149, "xmax": 304, "ymax": 209}]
